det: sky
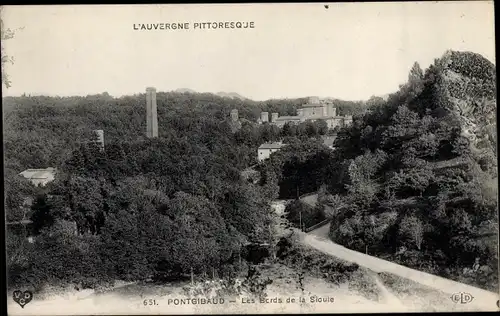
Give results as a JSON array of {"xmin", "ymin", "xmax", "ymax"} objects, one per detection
[{"xmin": 1, "ymin": 2, "xmax": 496, "ymax": 101}]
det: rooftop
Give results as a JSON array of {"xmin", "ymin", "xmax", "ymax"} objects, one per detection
[
  {"xmin": 19, "ymin": 168, "xmax": 57, "ymax": 180},
  {"xmin": 275, "ymin": 116, "xmax": 301, "ymax": 121},
  {"xmin": 302, "ymin": 115, "xmax": 347, "ymax": 120},
  {"xmin": 274, "ymin": 115, "xmax": 349, "ymax": 121},
  {"xmin": 300, "ymin": 103, "xmax": 327, "ymax": 108},
  {"xmin": 258, "ymin": 142, "xmax": 287, "ymax": 149},
  {"xmin": 6, "ymin": 219, "xmax": 33, "ymax": 225}
]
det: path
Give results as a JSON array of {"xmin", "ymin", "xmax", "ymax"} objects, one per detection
[{"xmin": 303, "ymin": 222, "xmax": 499, "ymax": 312}]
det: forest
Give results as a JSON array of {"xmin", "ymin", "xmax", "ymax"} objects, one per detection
[
  {"xmin": 255, "ymin": 51, "xmax": 498, "ymax": 292},
  {"xmin": 320, "ymin": 51, "xmax": 498, "ymax": 291},
  {"xmin": 4, "ymin": 88, "xmax": 362, "ymax": 290},
  {"xmin": 4, "ymin": 50, "xmax": 497, "ymax": 295}
]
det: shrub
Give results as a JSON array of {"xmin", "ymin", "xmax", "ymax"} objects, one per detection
[
  {"xmin": 16, "ymin": 222, "xmax": 110, "ymax": 291},
  {"xmin": 285, "ymin": 200, "xmax": 325, "ymax": 230}
]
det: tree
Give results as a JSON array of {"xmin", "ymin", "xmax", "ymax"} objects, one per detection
[
  {"xmin": 31, "ymin": 194, "xmax": 55, "ymax": 235},
  {"xmin": 366, "ymin": 96, "xmax": 386, "ymax": 108},
  {"xmin": 398, "ymin": 215, "xmax": 424, "ymax": 250},
  {"xmin": 281, "ymin": 122, "xmax": 297, "ymax": 137},
  {"xmin": 66, "ymin": 176, "xmax": 105, "ymax": 235},
  {"xmin": 164, "ymin": 191, "xmax": 238, "ymax": 274},
  {"xmin": 99, "ymin": 209, "xmax": 152, "ymax": 281},
  {"xmin": 285, "ymin": 200, "xmax": 325, "ymax": 230},
  {"xmin": 408, "ymin": 62, "xmax": 424, "ymax": 83},
  {"xmin": 319, "ymin": 193, "xmax": 346, "ymax": 219},
  {"xmin": 5, "ymin": 173, "xmax": 36, "ymax": 222},
  {"xmin": 1, "ymin": 9, "xmax": 23, "ymax": 88},
  {"xmin": 323, "ymin": 51, "xmax": 498, "ymax": 291}
]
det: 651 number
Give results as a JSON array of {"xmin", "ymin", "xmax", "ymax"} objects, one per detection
[{"xmin": 143, "ymin": 299, "xmax": 158, "ymax": 306}]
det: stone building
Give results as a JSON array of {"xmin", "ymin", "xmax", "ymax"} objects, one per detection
[
  {"xmin": 257, "ymin": 111, "xmax": 269, "ymax": 124},
  {"xmin": 271, "ymin": 112, "xmax": 279, "ymax": 123},
  {"xmin": 257, "ymin": 136, "xmax": 337, "ymax": 162},
  {"xmin": 265, "ymin": 96, "xmax": 353, "ymax": 129},
  {"xmin": 257, "ymin": 142, "xmax": 287, "ymax": 162},
  {"xmin": 19, "ymin": 167, "xmax": 57, "ymax": 187},
  {"xmin": 229, "ymin": 109, "xmax": 242, "ymax": 132},
  {"xmin": 93, "ymin": 129, "xmax": 105, "ymax": 151},
  {"xmin": 230, "ymin": 109, "xmax": 239, "ymax": 122}
]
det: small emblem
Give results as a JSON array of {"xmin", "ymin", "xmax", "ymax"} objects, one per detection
[
  {"xmin": 450, "ymin": 292, "xmax": 474, "ymax": 304},
  {"xmin": 13, "ymin": 290, "xmax": 33, "ymax": 308}
]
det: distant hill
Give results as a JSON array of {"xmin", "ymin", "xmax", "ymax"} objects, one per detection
[
  {"xmin": 216, "ymin": 91, "xmax": 247, "ymax": 100},
  {"xmin": 174, "ymin": 88, "xmax": 197, "ymax": 94},
  {"xmin": 173, "ymin": 88, "xmax": 247, "ymax": 100}
]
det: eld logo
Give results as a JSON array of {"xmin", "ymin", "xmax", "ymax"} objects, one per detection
[
  {"xmin": 450, "ymin": 292, "xmax": 474, "ymax": 304},
  {"xmin": 13, "ymin": 290, "xmax": 33, "ymax": 308}
]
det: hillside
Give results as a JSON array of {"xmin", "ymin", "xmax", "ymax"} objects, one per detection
[
  {"xmin": 216, "ymin": 91, "xmax": 247, "ymax": 100},
  {"xmin": 3, "ymin": 78, "xmax": 369, "ymax": 295},
  {"xmin": 174, "ymin": 88, "xmax": 197, "ymax": 94},
  {"xmin": 323, "ymin": 50, "xmax": 498, "ymax": 291},
  {"xmin": 173, "ymin": 88, "xmax": 247, "ymax": 100}
]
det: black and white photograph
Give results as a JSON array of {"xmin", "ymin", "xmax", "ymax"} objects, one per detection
[{"xmin": 3, "ymin": 2, "xmax": 498, "ymax": 314}]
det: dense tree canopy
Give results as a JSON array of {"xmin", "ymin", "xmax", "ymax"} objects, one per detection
[
  {"xmin": 4, "ymin": 89, "xmax": 365, "ymax": 290},
  {"xmin": 324, "ymin": 51, "xmax": 498, "ymax": 291},
  {"xmin": 6, "ymin": 49, "xmax": 495, "ymax": 294}
]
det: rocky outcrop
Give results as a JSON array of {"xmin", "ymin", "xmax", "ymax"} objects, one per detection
[{"xmin": 434, "ymin": 51, "xmax": 496, "ymax": 157}]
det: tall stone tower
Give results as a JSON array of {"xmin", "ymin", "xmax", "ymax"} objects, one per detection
[
  {"xmin": 330, "ymin": 105, "xmax": 337, "ymax": 117},
  {"xmin": 146, "ymin": 87, "xmax": 158, "ymax": 138},
  {"xmin": 260, "ymin": 112, "xmax": 269, "ymax": 123},
  {"xmin": 271, "ymin": 112, "xmax": 279, "ymax": 122},
  {"xmin": 93, "ymin": 129, "xmax": 105, "ymax": 151},
  {"xmin": 322, "ymin": 105, "xmax": 328, "ymax": 117},
  {"xmin": 230, "ymin": 109, "xmax": 239, "ymax": 122}
]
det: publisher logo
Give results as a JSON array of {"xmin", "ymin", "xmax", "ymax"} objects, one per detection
[
  {"xmin": 13, "ymin": 290, "xmax": 33, "ymax": 308},
  {"xmin": 450, "ymin": 292, "xmax": 474, "ymax": 304}
]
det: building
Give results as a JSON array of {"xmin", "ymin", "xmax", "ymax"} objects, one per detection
[
  {"xmin": 93, "ymin": 129, "xmax": 105, "ymax": 151},
  {"xmin": 146, "ymin": 87, "xmax": 158, "ymax": 138},
  {"xmin": 258, "ymin": 142, "xmax": 287, "ymax": 161},
  {"xmin": 257, "ymin": 136, "xmax": 336, "ymax": 162},
  {"xmin": 321, "ymin": 135, "xmax": 337, "ymax": 150},
  {"xmin": 230, "ymin": 109, "xmax": 239, "ymax": 122},
  {"xmin": 229, "ymin": 109, "xmax": 242, "ymax": 132},
  {"xmin": 269, "ymin": 96, "xmax": 353, "ymax": 129},
  {"xmin": 19, "ymin": 167, "xmax": 57, "ymax": 187},
  {"xmin": 257, "ymin": 111, "xmax": 269, "ymax": 124}
]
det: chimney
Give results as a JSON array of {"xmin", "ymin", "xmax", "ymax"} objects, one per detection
[
  {"xmin": 146, "ymin": 87, "xmax": 158, "ymax": 138},
  {"xmin": 230, "ymin": 109, "xmax": 239, "ymax": 122},
  {"xmin": 271, "ymin": 112, "xmax": 279, "ymax": 122},
  {"xmin": 93, "ymin": 130, "xmax": 104, "ymax": 151},
  {"xmin": 260, "ymin": 112, "xmax": 269, "ymax": 123}
]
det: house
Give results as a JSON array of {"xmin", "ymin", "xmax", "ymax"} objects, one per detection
[
  {"xmin": 321, "ymin": 135, "xmax": 337, "ymax": 150},
  {"xmin": 258, "ymin": 142, "xmax": 287, "ymax": 162},
  {"xmin": 19, "ymin": 167, "xmax": 57, "ymax": 187}
]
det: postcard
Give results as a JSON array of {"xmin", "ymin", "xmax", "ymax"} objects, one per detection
[{"xmin": 3, "ymin": 2, "xmax": 498, "ymax": 314}]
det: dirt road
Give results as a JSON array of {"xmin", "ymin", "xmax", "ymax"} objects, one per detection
[{"xmin": 303, "ymin": 222, "xmax": 499, "ymax": 312}]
